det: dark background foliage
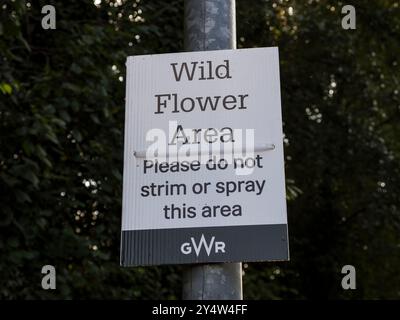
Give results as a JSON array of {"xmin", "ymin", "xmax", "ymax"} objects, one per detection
[{"xmin": 0, "ymin": 0, "xmax": 399, "ymax": 299}]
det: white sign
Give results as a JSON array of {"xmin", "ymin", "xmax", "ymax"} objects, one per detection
[{"xmin": 121, "ymin": 47, "xmax": 289, "ymax": 266}]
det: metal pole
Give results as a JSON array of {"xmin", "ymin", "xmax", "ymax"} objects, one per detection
[{"xmin": 182, "ymin": 0, "xmax": 243, "ymax": 300}]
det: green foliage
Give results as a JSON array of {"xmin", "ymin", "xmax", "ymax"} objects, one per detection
[
  {"xmin": 0, "ymin": 0, "xmax": 184, "ymax": 299},
  {"xmin": 238, "ymin": 0, "xmax": 400, "ymax": 299},
  {"xmin": 0, "ymin": 0, "xmax": 399, "ymax": 299}
]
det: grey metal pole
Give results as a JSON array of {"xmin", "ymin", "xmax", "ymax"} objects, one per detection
[{"xmin": 182, "ymin": 0, "xmax": 243, "ymax": 300}]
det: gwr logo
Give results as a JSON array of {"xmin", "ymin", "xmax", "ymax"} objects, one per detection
[{"xmin": 180, "ymin": 234, "xmax": 226, "ymax": 256}]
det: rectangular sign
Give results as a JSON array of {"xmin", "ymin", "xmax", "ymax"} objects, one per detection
[{"xmin": 121, "ymin": 47, "xmax": 289, "ymax": 266}]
